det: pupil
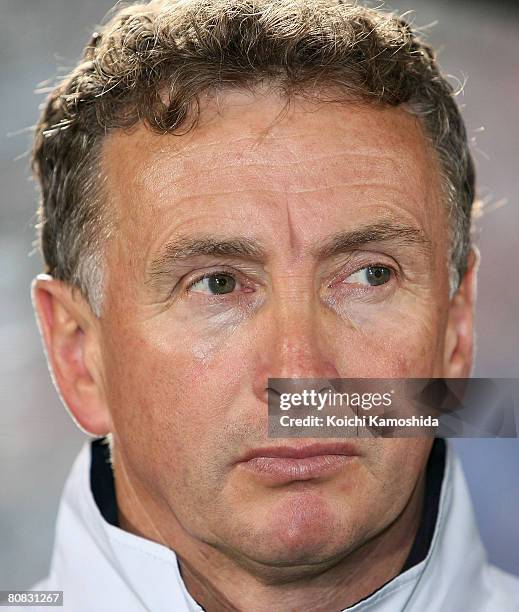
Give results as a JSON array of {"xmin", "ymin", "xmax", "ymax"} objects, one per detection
[
  {"xmin": 367, "ymin": 266, "xmax": 390, "ymax": 286},
  {"xmin": 208, "ymin": 274, "xmax": 236, "ymax": 294}
]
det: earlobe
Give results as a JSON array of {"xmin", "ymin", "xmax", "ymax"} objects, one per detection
[
  {"xmin": 443, "ymin": 247, "xmax": 480, "ymax": 377},
  {"xmin": 31, "ymin": 274, "xmax": 112, "ymax": 436}
]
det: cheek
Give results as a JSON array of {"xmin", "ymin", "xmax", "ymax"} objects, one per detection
[
  {"xmin": 380, "ymin": 440, "xmax": 432, "ymax": 506},
  {"xmin": 100, "ymin": 318, "xmax": 254, "ymax": 461},
  {"xmin": 357, "ymin": 439, "xmax": 431, "ymax": 518},
  {"xmin": 333, "ymin": 301, "xmax": 446, "ymax": 377}
]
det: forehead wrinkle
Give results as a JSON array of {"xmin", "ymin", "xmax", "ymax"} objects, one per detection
[
  {"xmin": 133, "ymin": 157, "xmax": 416, "ymax": 211},
  {"xmin": 118, "ymin": 131, "xmax": 420, "ymax": 204},
  {"xmin": 144, "ymin": 184, "xmax": 419, "ymax": 201},
  {"xmin": 139, "ymin": 143, "xmax": 408, "ymax": 175},
  {"xmin": 102, "ymin": 102, "xmax": 434, "ymax": 225},
  {"xmin": 103, "ymin": 92, "xmax": 433, "ymax": 179},
  {"xmin": 101, "ymin": 98, "xmax": 442, "ymax": 271},
  {"xmin": 141, "ymin": 152, "xmax": 407, "ymax": 178}
]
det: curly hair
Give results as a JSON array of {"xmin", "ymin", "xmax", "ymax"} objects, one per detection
[{"xmin": 32, "ymin": 0, "xmax": 475, "ymax": 316}]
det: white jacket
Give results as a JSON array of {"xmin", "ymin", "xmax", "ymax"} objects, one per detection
[{"xmin": 24, "ymin": 439, "xmax": 519, "ymax": 611}]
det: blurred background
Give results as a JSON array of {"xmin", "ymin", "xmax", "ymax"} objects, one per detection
[{"xmin": 1, "ymin": 0, "xmax": 518, "ymax": 590}]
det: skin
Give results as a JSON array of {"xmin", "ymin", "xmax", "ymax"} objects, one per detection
[{"xmin": 32, "ymin": 89, "xmax": 478, "ymax": 611}]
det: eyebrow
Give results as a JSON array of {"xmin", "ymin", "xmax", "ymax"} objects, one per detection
[
  {"xmin": 146, "ymin": 236, "xmax": 268, "ymax": 287},
  {"xmin": 145, "ymin": 222, "xmax": 431, "ymax": 288},
  {"xmin": 313, "ymin": 222, "xmax": 432, "ymax": 260}
]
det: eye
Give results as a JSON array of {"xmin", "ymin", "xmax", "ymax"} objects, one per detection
[
  {"xmin": 188, "ymin": 272, "xmax": 238, "ymax": 295},
  {"xmin": 344, "ymin": 265, "xmax": 392, "ymax": 287}
]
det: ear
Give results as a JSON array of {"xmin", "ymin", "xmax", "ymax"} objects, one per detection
[
  {"xmin": 443, "ymin": 247, "xmax": 480, "ymax": 378},
  {"xmin": 31, "ymin": 273, "xmax": 112, "ymax": 436}
]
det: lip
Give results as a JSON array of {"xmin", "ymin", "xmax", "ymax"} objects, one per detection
[{"xmin": 236, "ymin": 443, "xmax": 360, "ymax": 484}]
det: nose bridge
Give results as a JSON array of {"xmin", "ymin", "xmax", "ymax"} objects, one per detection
[
  {"xmin": 276, "ymin": 305, "xmax": 325, "ymax": 377},
  {"xmin": 251, "ymin": 268, "xmax": 342, "ymax": 406},
  {"xmin": 258, "ymin": 279, "xmax": 340, "ymax": 384}
]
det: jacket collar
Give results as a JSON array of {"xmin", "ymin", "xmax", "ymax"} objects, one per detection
[{"xmin": 48, "ymin": 438, "xmax": 486, "ymax": 611}]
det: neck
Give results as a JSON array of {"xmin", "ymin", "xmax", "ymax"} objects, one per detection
[{"xmin": 114, "ymin": 451, "xmax": 427, "ymax": 612}]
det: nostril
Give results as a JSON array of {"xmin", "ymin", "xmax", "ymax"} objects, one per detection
[
  {"xmin": 264, "ymin": 387, "xmax": 280, "ymax": 402},
  {"xmin": 265, "ymin": 380, "xmax": 336, "ymax": 399}
]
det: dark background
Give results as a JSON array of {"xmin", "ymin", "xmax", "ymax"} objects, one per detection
[{"xmin": 1, "ymin": 0, "xmax": 518, "ymax": 589}]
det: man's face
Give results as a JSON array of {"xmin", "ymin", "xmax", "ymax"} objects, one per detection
[{"xmin": 97, "ymin": 92, "xmax": 452, "ymax": 570}]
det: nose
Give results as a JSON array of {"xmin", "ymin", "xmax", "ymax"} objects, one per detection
[{"xmin": 252, "ymin": 297, "xmax": 340, "ymax": 406}]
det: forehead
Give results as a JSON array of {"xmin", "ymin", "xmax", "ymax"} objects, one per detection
[{"xmin": 101, "ymin": 90, "xmax": 443, "ymax": 258}]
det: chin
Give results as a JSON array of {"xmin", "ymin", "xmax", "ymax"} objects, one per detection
[{"xmin": 233, "ymin": 490, "xmax": 355, "ymax": 568}]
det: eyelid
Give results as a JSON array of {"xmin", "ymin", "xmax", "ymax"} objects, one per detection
[
  {"xmin": 326, "ymin": 257, "xmax": 398, "ymax": 288},
  {"xmin": 347, "ymin": 263, "xmax": 393, "ymax": 276},
  {"xmin": 186, "ymin": 269, "xmax": 236, "ymax": 290},
  {"xmin": 184, "ymin": 267, "xmax": 257, "ymax": 295},
  {"xmin": 343, "ymin": 264, "xmax": 393, "ymax": 285}
]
